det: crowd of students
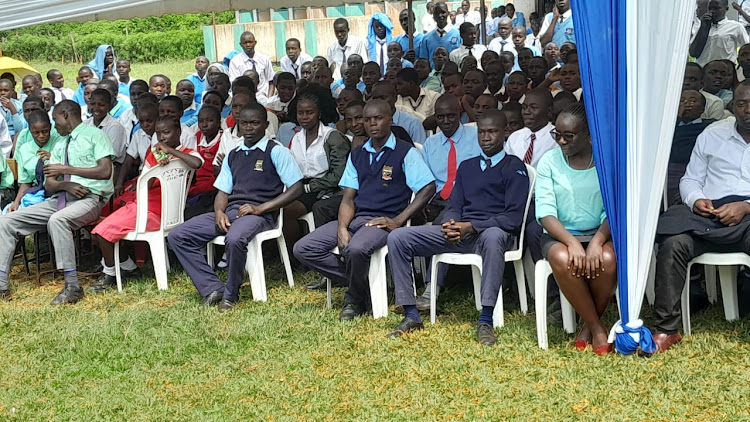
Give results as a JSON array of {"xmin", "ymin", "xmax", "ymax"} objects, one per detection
[{"xmin": 0, "ymin": 0, "xmax": 747, "ymax": 355}]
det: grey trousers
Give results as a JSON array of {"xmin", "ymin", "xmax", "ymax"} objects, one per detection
[{"xmin": 0, "ymin": 193, "xmax": 103, "ymax": 273}]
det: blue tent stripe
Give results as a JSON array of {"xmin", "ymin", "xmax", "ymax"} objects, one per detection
[{"xmin": 615, "ymin": 0, "xmax": 629, "ymax": 327}]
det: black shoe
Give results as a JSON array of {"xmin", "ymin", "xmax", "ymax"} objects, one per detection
[
  {"xmin": 547, "ymin": 297, "xmax": 562, "ymax": 325},
  {"xmin": 0, "ymin": 289, "xmax": 12, "ymax": 301},
  {"xmin": 122, "ymin": 267, "xmax": 143, "ymax": 280},
  {"xmin": 386, "ymin": 317, "xmax": 424, "ymax": 338},
  {"xmin": 89, "ymin": 274, "xmax": 117, "ymax": 293},
  {"xmin": 50, "ymin": 285, "xmax": 84, "ymax": 305},
  {"xmin": 477, "ymin": 323, "xmax": 497, "ymax": 346},
  {"xmin": 202, "ymin": 290, "xmax": 224, "ymax": 307},
  {"xmin": 416, "ymin": 284, "xmax": 440, "ymax": 311},
  {"xmin": 339, "ymin": 303, "xmax": 366, "ymax": 321},
  {"xmin": 218, "ymin": 299, "xmax": 237, "ymax": 313},
  {"xmin": 306, "ymin": 276, "xmax": 347, "ymax": 290}
]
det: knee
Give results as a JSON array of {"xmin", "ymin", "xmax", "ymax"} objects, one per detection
[
  {"xmin": 224, "ymin": 233, "xmax": 248, "ymax": 251},
  {"xmin": 344, "ymin": 241, "xmax": 370, "ymax": 259},
  {"xmin": 167, "ymin": 226, "xmax": 185, "ymax": 243},
  {"xmin": 659, "ymin": 235, "xmax": 691, "ymax": 257},
  {"xmin": 293, "ymin": 236, "xmax": 310, "ymax": 260},
  {"xmin": 387, "ymin": 227, "xmax": 409, "ymax": 250},
  {"xmin": 47, "ymin": 213, "xmax": 69, "ymax": 230},
  {"xmin": 547, "ymin": 248, "xmax": 569, "ymax": 271},
  {"xmin": 479, "ymin": 227, "xmax": 508, "ymax": 245}
]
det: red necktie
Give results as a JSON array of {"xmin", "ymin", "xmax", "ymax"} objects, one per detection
[
  {"xmin": 440, "ymin": 138, "xmax": 457, "ymax": 200},
  {"xmin": 523, "ymin": 133, "xmax": 535, "ymax": 164}
]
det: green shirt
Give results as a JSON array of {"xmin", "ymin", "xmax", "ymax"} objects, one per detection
[
  {"xmin": 16, "ymin": 136, "xmax": 61, "ymax": 185},
  {"xmin": 15, "ymin": 127, "xmax": 63, "ymax": 152},
  {"xmin": 0, "ymin": 157, "xmax": 13, "ymax": 189},
  {"xmin": 535, "ymin": 148, "xmax": 606, "ymax": 234},
  {"xmin": 49, "ymin": 124, "xmax": 115, "ymax": 199}
]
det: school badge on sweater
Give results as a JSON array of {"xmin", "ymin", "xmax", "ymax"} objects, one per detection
[
  {"xmin": 382, "ymin": 165, "xmax": 393, "ymax": 181},
  {"xmin": 254, "ymin": 160, "xmax": 264, "ymax": 171}
]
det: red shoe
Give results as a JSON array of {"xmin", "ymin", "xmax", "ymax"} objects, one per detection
[
  {"xmin": 574, "ymin": 339, "xmax": 591, "ymax": 351},
  {"xmin": 592, "ymin": 343, "xmax": 613, "ymax": 355}
]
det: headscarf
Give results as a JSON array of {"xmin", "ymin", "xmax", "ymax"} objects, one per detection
[
  {"xmin": 87, "ymin": 44, "xmax": 115, "ymax": 79},
  {"xmin": 223, "ymin": 50, "xmax": 241, "ymax": 68},
  {"xmin": 367, "ymin": 13, "xmax": 394, "ymax": 63},
  {"xmin": 206, "ymin": 62, "xmax": 228, "ymax": 75}
]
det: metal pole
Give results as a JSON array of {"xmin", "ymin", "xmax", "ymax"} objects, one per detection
[
  {"xmin": 479, "ymin": 0, "xmax": 487, "ymax": 45},
  {"xmin": 212, "ymin": 11, "xmax": 220, "ymax": 62},
  {"xmin": 408, "ymin": 0, "xmax": 414, "ymax": 51}
]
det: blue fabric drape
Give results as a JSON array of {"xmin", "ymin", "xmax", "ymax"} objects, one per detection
[
  {"xmin": 367, "ymin": 13, "xmax": 394, "ymax": 63},
  {"xmin": 86, "ymin": 44, "xmax": 114, "ymax": 79}
]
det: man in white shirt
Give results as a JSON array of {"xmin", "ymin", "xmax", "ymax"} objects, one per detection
[
  {"xmin": 505, "ymin": 88, "xmax": 557, "ymax": 168},
  {"xmin": 651, "ymin": 81, "xmax": 750, "ymax": 353},
  {"xmin": 449, "ymin": 23, "xmax": 488, "ymax": 69},
  {"xmin": 683, "ymin": 62, "xmax": 727, "ymax": 120},
  {"xmin": 228, "ymin": 31, "xmax": 275, "ymax": 99},
  {"xmin": 395, "ymin": 68, "xmax": 440, "ymax": 118},
  {"xmin": 280, "ymin": 38, "xmax": 313, "ymax": 80},
  {"xmin": 488, "ymin": 18, "xmax": 516, "ymax": 56},
  {"xmin": 526, "ymin": 13, "xmax": 544, "ymax": 50},
  {"xmin": 690, "ymin": 0, "xmax": 749, "ymax": 67},
  {"xmin": 423, "ymin": 1, "xmax": 437, "ymax": 33},
  {"xmin": 454, "ymin": 0, "xmax": 481, "ymax": 26},
  {"xmin": 85, "ymin": 89, "xmax": 128, "ymax": 165},
  {"xmin": 327, "ymin": 18, "xmax": 369, "ymax": 80},
  {"xmin": 733, "ymin": 1, "xmax": 750, "ymax": 33}
]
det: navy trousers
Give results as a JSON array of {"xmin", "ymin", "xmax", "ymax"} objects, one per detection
[
  {"xmin": 168, "ymin": 204, "xmax": 274, "ymax": 302},
  {"xmin": 388, "ymin": 224, "xmax": 511, "ymax": 307},
  {"xmin": 294, "ymin": 215, "xmax": 389, "ymax": 306}
]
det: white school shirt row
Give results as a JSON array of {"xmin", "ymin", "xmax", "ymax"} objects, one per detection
[
  {"xmin": 504, "ymin": 122, "xmax": 558, "ymax": 169},
  {"xmin": 228, "ymin": 51, "xmax": 275, "ymax": 96},
  {"xmin": 326, "ymin": 35, "xmax": 369, "ymax": 80},
  {"xmin": 280, "ymin": 53, "xmax": 314, "ymax": 79},
  {"xmin": 449, "ymin": 44, "xmax": 488, "ymax": 69},
  {"xmin": 289, "ymin": 124, "xmax": 335, "ymax": 178}
]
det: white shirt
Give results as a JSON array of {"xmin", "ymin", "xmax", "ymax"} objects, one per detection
[
  {"xmin": 525, "ymin": 33, "xmax": 542, "ymax": 49},
  {"xmin": 680, "ymin": 118, "xmax": 750, "ymax": 210},
  {"xmin": 126, "ymin": 128, "xmax": 152, "ymax": 171},
  {"xmin": 455, "ymin": 10, "xmax": 481, "ymax": 26},
  {"xmin": 700, "ymin": 90, "xmax": 727, "ymax": 121},
  {"xmin": 738, "ymin": 0, "xmax": 750, "ymax": 26},
  {"xmin": 0, "ymin": 117, "xmax": 10, "ymax": 158},
  {"xmin": 50, "ymin": 87, "xmax": 75, "ymax": 104},
  {"xmin": 449, "ymin": 44, "xmax": 488, "ymax": 69},
  {"xmin": 265, "ymin": 96, "xmax": 291, "ymax": 113},
  {"xmin": 488, "ymin": 35, "xmax": 517, "ymax": 56},
  {"xmin": 540, "ymin": 9, "xmax": 573, "ymax": 36},
  {"xmin": 280, "ymin": 52, "xmax": 314, "ymax": 79},
  {"xmin": 326, "ymin": 35, "xmax": 369, "ymax": 80},
  {"xmin": 396, "ymin": 88, "xmax": 440, "ymax": 117},
  {"xmin": 149, "ymin": 123, "xmax": 198, "ymax": 150},
  {"xmin": 228, "ymin": 51, "xmax": 275, "ymax": 96},
  {"xmin": 86, "ymin": 114, "xmax": 128, "ymax": 164},
  {"xmin": 118, "ymin": 107, "xmax": 139, "ymax": 144},
  {"xmin": 504, "ymin": 122, "xmax": 558, "ymax": 168},
  {"xmin": 290, "ymin": 124, "xmax": 333, "ymax": 178},
  {"xmin": 374, "ymin": 38, "xmax": 389, "ymax": 71},
  {"xmin": 422, "ymin": 13, "xmax": 437, "ymax": 33},
  {"xmin": 691, "ymin": 18, "xmax": 750, "ymax": 67}
]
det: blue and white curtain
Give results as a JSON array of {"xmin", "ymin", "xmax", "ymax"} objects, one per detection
[{"xmin": 572, "ymin": 0, "xmax": 695, "ymax": 354}]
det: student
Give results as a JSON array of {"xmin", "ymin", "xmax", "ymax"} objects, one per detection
[
  {"xmin": 527, "ymin": 57, "xmax": 549, "ymax": 89},
  {"xmin": 449, "ymin": 23, "xmax": 488, "ymax": 69},
  {"xmin": 213, "ymin": 92, "xmax": 277, "ymax": 170},
  {"xmin": 465, "ymin": 93, "xmax": 500, "ymax": 124},
  {"xmin": 483, "ymin": 61, "xmax": 504, "ymax": 97},
  {"xmin": 335, "ymin": 88, "xmax": 363, "ymax": 132},
  {"xmin": 543, "ymin": 42, "xmax": 562, "ymax": 71},
  {"xmin": 499, "ymin": 71, "xmax": 530, "ymax": 105},
  {"xmin": 184, "ymin": 106, "xmax": 225, "ymax": 219},
  {"xmin": 387, "ymin": 42, "xmax": 414, "ymax": 69},
  {"xmin": 683, "ymin": 62, "xmax": 725, "ymax": 120},
  {"xmin": 13, "ymin": 96, "xmax": 60, "ymax": 154},
  {"xmin": 178, "ymin": 58, "xmax": 206, "ymax": 107},
  {"xmin": 489, "ymin": 18, "xmax": 516, "ymax": 55},
  {"xmin": 112, "ymin": 59, "xmax": 131, "ymax": 97},
  {"xmin": 46, "ymin": 69, "xmax": 74, "ymax": 104},
  {"xmin": 502, "ymin": 102, "xmax": 524, "ymax": 137},
  {"xmin": 503, "ymin": 3, "xmax": 526, "ymax": 27},
  {"xmin": 38, "ymin": 88, "xmax": 56, "ymax": 116},
  {"xmin": 0, "ymin": 100, "xmax": 114, "ymax": 303},
  {"xmin": 202, "ymin": 90, "xmax": 230, "ymax": 128},
  {"xmin": 266, "ymin": 72, "xmax": 297, "ymax": 120},
  {"xmin": 395, "ymin": 9, "xmax": 424, "ymax": 61},
  {"xmin": 87, "ymin": 45, "xmax": 115, "ymax": 79},
  {"xmin": 536, "ymin": 103, "xmax": 615, "ymax": 355},
  {"xmin": 327, "ymin": 18, "xmax": 369, "ymax": 80},
  {"xmin": 0, "ymin": 79, "xmax": 24, "ymax": 139},
  {"xmin": 90, "ymin": 116, "xmax": 203, "ymax": 291},
  {"xmin": 229, "ymin": 31, "xmax": 275, "ymax": 99},
  {"xmin": 0, "ymin": 151, "xmax": 14, "ymax": 208},
  {"xmin": 422, "ymin": 47, "xmax": 450, "ymax": 91},
  {"xmin": 175, "ymin": 80, "xmax": 198, "ymax": 128},
  {"xmin": 691, "ymin": 0, "xmax": 749, "ymax": 67},
  {"xmin": 207, "ymin": 73, "xmax": 232, "ymax": 118},
  {"xmin": 371, "ymin": 81, "xmax": 426, "ymax": 145},
  {"xmin": 294, "ymin": 99, "xmax": 436, "ymax": 320},
  {"xmin": 551, "ymin": 90, "xmax": 576, "ymax": 121},
  {"xmin": 149, "ymin": 75, "xmax": 170, "ymax": 100},
  {"xmin": 554, "ymin": 63, "xmax": 582, "ymax": 100},
  {"xmin": 361, "ymin": 62, "xmax": 382, "ymax": 101},
  {"xmin": 169, "ymin": 103, "xmax": 303, "ymax": 310},
  {"xmin": 415, "ymin": 59, "xmax": 440, "ymax": 92},
  {"xmin": 738, "ymin": 43, "xmax": 750, "ymax": 81},
  {"xmin": 283, "ymin": 84, "xmax": 351, "ymax": 261},
  {"xmin": 505, "ymin": 88, "xmax": 556, "ymax": 167},
  {"xmin": 539, "ymin": 0, "xmax": 575, "ymax": 47},
  {"xmin": 333, "ymin": 65, "xmax": 363, "ymax": 99},
  {"xmin": 703, "ymin": 60, "xmax": 733, "ymax": 106},
  {"xmin": 300, "ymin": 62, "xmax": 313, "ymax": 81},
  {"xmin": 387, "ymin": 109, "xmax": 529, "ymax": 345},
  {"xmin": 85, "ymin": 89, "xmax": 128, "ymax": 175},
  {"xmin": 395, "ymin": 68, "xmax": 440, "ymax": 118},
  {"xmin": 422, "ymin": 1, "xmax": 437, "ymax": 34},
  {"xmin": 157, "ymin": 95, "xmax": 198, "ymax": 148},
  {"xmin": 454, "ymin": 0, "xmax": 481, "ymax": 25},
  {"xmin": 368, "ymin": 13, "xmax": 395, "ymax": 75},
  {"xmin": 419, "ymin": 1, "xmax": 462, "ymax": 66},
  {"xmin": 117, "ymin": 79, "xmax": 150, "ymax": 143},
  {"xmin": 115, "ymin": 102, "xmax": 160, "ymax": 201},
  {"xmin": 526, "ymin": 12, "xmax": 544, "ymax": 49},
  {"xmin": 281, "ymin": 38, "xmax": 313, "ymax": 80},
  {"xmin": 72, "ymin": 66, "xmax": 95, "ymax": 106},
  {"xmin": 98, "ymin": 78, "xmax": 132, "ymax": 119},
  {"xmin": 21, "ymin": 75, "xmax": 41, "ymax": 100}
]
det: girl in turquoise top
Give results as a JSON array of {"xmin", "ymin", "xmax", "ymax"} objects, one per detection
[{"xmin": 535, "ymin": 103, "xmax": 617, "ymax": 355}]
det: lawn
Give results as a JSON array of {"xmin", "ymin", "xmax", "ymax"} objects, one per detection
[{"xmin": 1, "ymin": 251, "xmax": 749, "ymax": 421}]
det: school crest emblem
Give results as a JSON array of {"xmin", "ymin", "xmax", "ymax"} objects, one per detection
[
  {"xmin": 382, "ymin": 165, "xmax": 393, "ymax": 181},
  {"xmin": 451, "ymin": 37, "xmax": 459, "ymax": 45},
  {"xmin": 254, "ymin": 160, "xmax": 264, "ymax": 171}
]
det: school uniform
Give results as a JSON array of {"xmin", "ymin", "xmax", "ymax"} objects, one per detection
[
  {"xmin": 0, "ymin": 123, "xmax": 114, "ymax": 277},
  {"xmin": 388, "ymin": 150, "xmax": 529, "ymax": 308},
  {"xmin": 50, "ymin": 87, "xmax": 75, "ymax": 104},
  {"xmin": 699, "ymin": 90, "xmax": 727, "ymax": 121},
  {"xmin": 117, "ymin": 107, "xmax": 140, "ymax": 147},
  {"xmin": 418, "ymin": 25, "xmax": 462, "ymax": 67},
  {"xmin": 181, "ymin": 102, "xmax": 199, "ymax": 128},
  {"xmin": 126, "ymin": 128, "xmax": 152, "ymax": 171},
  {"xmin": 294, "ymin": 134, "xmax": 434, "ymax": 308},
  {"xmin": 422, "ymin": 124, "xmax": 481, "ymax": 195},
  {"xmin": 393, "ymin": 110, "xmax": 426, "ymax": 145},
  {"xmin": 505, "ymin": 123, "xmax": 557, "ymax": 169},
  {"xmin": 86, "ymin": 114, "xmax": 128, "ymax": 164},
  {"xmin": 109, "ymin": 97, "xmax": 132, "ymax": 120},
  {"xmin": 395, "ymin": 88, "xmax": 440, "ymax": 118},
  {"xmin": 1, "ymin": 98, "xmax": 24, "ymax": 138},
  {"xmin": 213, "ymin": 116, "xmax": 278, "ymax": 165},
  {"xmin": 186, "ymin": 72, "xmax": 206, "ymax": 105},
  {"xmin": 280, "ymin": 53, "xmax": 314, "ymax": 79},
  {"xmin": 228, "ymin": 51, "xmax": 275, "ymax": 96},
  {"xmin": 540, "ymin": 9, "xmax": 575, "ymax": 47},
  {"xmin": 117, "ymin": 79, "xmax": 132, "ymax": 98},
  {"xmin": 0, "ymin": 117, "xmax": 11, "ymax": 159},
  {"xmin": 168, "ymin": 137, "xmax": 302, "ymax": 301},
  {"xmin": 488, "ymin": 36, "xmax": 517, "ymax": 56},
  {"xmin": 331, "ymin": 79, "xmax": 366, "ymax": 99},
  {"xmin": 449, "ymin": 44, "xmax": 488, "ymax": 69},
  {"xmin": 691, "ymin": 17, "xmax": 749, "ymax": 67},
  {"xmin": 265, "ymin": 96, "xmax": 291, "ymax": 113},
  {"xmin": 327, "ymin": 35, "xmax": 369, "ymax": 80},
  {"xmin": 150, "ymin": 123, "xmax": 197, "ymax": 150},
  {"xmin": 395, "ymin": 33, "xmax": 424, "ymax": 56},
  {"xmin": 421, "ymin": 69, "xmax": 443, "ymax": 93}
]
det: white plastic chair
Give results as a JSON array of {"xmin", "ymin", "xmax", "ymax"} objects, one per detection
[
  {"xmin": 429, "ymin": 164, "xmax": 537, "ymax": 328},
  {"xmin": 114, "ymin": 159, "xmax": 194, "ymax": 292},
  {"xmin": 206, "ymin": 207, "xmax": 294, "ymax": 302},
  {"xmin": 680, "ymin": 252, "xmax": 746, "ymax": 336},
  {"xmin": 299, "ymin": 212, "xmax": 316, "ymax": 234},
  {"xmin": 534, "ymin": 259, "xmax": 577, "ymax": 349}
]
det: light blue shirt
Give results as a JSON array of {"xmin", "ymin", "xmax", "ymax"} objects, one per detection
[
  {"xmin": 392, "ymin": 110, "xmax": 426, "ymax": 145},
  {"xmin": 276, "ymin": 122, "xmax": 301, "ymax": 147},
  {"xmin": 118, "ymin": 79, "xmax": 132, "ymax": 97},
  {"xmin": 339, "ymin": 133, "xmax": 434, "ymax": 192},
  {"xmin": 214, "ymin": 137, "xmax": 303, "ymax": 194},
  {"xmin": 418, "ymin": 27, "xmax": 462, "ymax": 67},
  {"xmin": 186, "ymin": 73, "xmax": 206, "ymax": 105},
  {"xmin": 1, "ymin": 98, "xmax": 24, "ymax": 136},
  {"xmin": 331, "ymin": 79, "xmax": 367, "ymax": 99},
  {"xmin": 502, "ymin": 12, "xmax": 526, "ymax": 28},
  {"xmin": 395, "ymin": 33, "xmax": 424, "ymax": 55},
  {"xmin": 422, "ymin": 124, "xmax": 482, "ymax": 192},
  {"xmin": 479, "ymin": 150, "xmax": 507, "ymax": 171}
]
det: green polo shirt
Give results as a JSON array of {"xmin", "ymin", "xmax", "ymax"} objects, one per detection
[
  {"xmin": 49, "ymin": 124, "xmax": 115, "ymax": 199},
  {"xmin": 16, "ymin": 135, "xmax": 62, "ymax": 185},
  {"xmin": 15, "ymin": 127, "xmax": 63, "ymax": 153},
  {"xmin": 0, "ymin": 157, "xmax": 13, "ymax": 189}
]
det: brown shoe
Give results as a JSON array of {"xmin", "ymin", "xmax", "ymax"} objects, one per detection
[{"xmin": 652, "ymin": 332, "xmax": 683, "ymax": 353}]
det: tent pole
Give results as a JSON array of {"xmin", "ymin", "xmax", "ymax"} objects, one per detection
[
  {"xmin": 212, "ymin": 11, "xmax": 220, "ymax": 62},
  {"xmin": 408, "ymin": 0, "xmax": 414, "ymax": 51},
  {"xmin": 479, "ymin": 0, "xmax": 487, "ymax": 45}
]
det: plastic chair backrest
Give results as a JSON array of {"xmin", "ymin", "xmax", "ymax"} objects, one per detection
[
  {"xmin": 134, "ymin": 159, "xmax": 194, "ymax": 234},
  {"xmin": 516, "ymin": 163, "xmax": 537, "ymax": 252}
]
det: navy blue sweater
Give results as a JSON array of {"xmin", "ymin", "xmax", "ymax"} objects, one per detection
[{"xmin": 441, "ymin": 154, "xmax": 530, "ymax": 235}]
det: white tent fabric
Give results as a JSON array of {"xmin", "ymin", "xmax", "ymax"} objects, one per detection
[{"xmin": 608, "ymin": 0, "xmax": 695, "ymax": 345}]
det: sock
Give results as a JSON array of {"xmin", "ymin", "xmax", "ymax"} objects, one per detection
[
  {"xmin": 479, "ymin": 306, "xmax": 494, "ymax": 326},
  {"xmin": 403, "ymin": 305, "xmax": 421, "ymax": 322},
  {"xmin": 64, "ymin": 270, "xmax": 79, "ymax": 288},
  {"xmin": 0, "ymin": 269, "xmax": 8, "ymax": 291},
  {"xmin": 120, "ymin": 257, "xmax": 137, "ymax": 271},
  {"xmin": 103, "ymin": 263, "xmax": 116, "ymax": 277}
]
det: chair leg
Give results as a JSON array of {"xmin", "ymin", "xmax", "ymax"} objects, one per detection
[
  {"xmin": 326, "ymin": 277, "xmax": 332, "ymax": 309},
  {"xmin": 705, "ymin": 265, "xmax": 718, "ymax": 304},
  {"xmin": 429, "ymin": 256, "xmax": 440, "ymax": 324},
  {"xmin": 20, "ymin": 236, "xmax": 30, "ymax": 276},
  {"xmin": 114, "ymin": 241, "xmax": 123, "ymax": 293},
  {"xmin": 149, "ymin": 239, "xmax": 169, "ymax": 291},
  {"xmin": 472, "ymin": 265, "xmax": 482, "ymax": 312},
  {"xmin": 513, "ymin": 259, "xmax": 528, "ymax": 314},
  {"xmin": 718, "ymin": 265, "xmax": 739, "ymax": 321},
  {"xmin": 247, "ymin": 240, "xmax": 267, "ymax": 302},
  {"xmin": 369, "ymin": 248, "xmax": 389, "ymax": 319},
  {"xmin": 560, "ymin": 293, "xmax": 576, "ymax": 334},
  {"xmin": 276, "ymin": 235, "xmax": 295, "ymax": 287},
  {"xmin": 681, "ymin": 263, "xmax": 693, "ymax": 337},
  {"xmin": 206, "ymin": 242, "xmax": 215, "ymax": 268},
  {"xmin": 535, "ymin": 260, "xmax": 552, "ymax": 349},
  {"xmin": 522, "ymin": 251, "xmax": 535, "ymax": 299}
]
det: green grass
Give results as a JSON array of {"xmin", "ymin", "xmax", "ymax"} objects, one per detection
[
  {"xmin": 26, "ymin": 60, "xmax": 196, "ymax": 91},
  {"xmin": 2, "ymin": 255, "xmax": 750, "ymax": 421}
]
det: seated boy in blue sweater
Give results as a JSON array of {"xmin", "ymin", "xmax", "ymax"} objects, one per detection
[
  {"xmin": 294, "ymin": 99, "xmax": 436, "ymax": 321},
  {"xmin": 385, "ymin": 109, "xmax": 530, "ymax": 346}
]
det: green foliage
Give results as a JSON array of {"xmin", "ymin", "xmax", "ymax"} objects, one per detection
[{"xmin": 0, "ymin": 12, "xmax": 234, "ymax": 62}]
